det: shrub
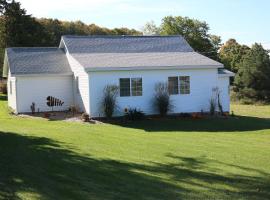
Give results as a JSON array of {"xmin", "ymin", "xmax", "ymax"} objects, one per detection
[
  {"xmin": 44, "ymin": 112, "xmax": 50, "ymax": 118},
  {"xmin": 209, "ymin": 97, "xmax": 217, "ymax": 116},
  {"xmin": 178, "ymin": 113, "xmax": 192, "ymax": 118},
  {"xmin": 153, "ymin": 82, "xmax": 172, "ymax": 117},
  {"xmin": 101, "ymin": 85, "xmax": 119, "ymax": 119},
  {"xmin": 217, "ymin": 91, "xmax": 223, "ymax": 115},
  {"xmin": 30, "ymin": 102, "xmax": 36, "ymax": 114},
  {"xmin": 209, "ymin": 87, "xmax": 224, "ymax": 116},
  {"xmin": 0, "ymin": 83, "xmax": 7, "ymax": 94},
  {"xmin": 81, "ymin": 112, "xmax": 90, "ymax": 122},
  {"xmin": 69, "ymin": 105, "xmax": 78, "ymax": 116},
  {"xmin": 124, "ymin": 108, "xmax": 145, "ymax": 121}
]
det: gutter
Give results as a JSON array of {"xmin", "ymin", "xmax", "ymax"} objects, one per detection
[
  {"xmin": 85, "ymin": 65, "xmax": 223, "ymax": 72},
  {"xmin": 13, "ymin": 72, "xmax": 74, "ymax": 77}
]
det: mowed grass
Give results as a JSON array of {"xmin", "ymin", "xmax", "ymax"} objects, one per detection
[{"xmin": 0, "ymin": 95, "xmax": 270, "ymax": 200}]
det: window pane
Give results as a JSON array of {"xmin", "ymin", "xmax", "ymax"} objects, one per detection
[
  {"xmin": 180, "ymin": 76, "xmax": 190, "ymax": 94},
  {"xmin": 131, "ymin": 78, "xmax": 142, "ymax": 96},
  {"xmin": 168, "ymin": 77, "xmax": 179, "ymax": 95},
  {"xmin": 120, "ymin": 78, "xmax": 130, "ymax": 97}
]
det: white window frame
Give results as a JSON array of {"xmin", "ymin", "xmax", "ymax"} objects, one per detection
[
  {"xmin": 168, "ymin": 76, "xmax": 191, "ymax": 95},
  {"xmin": 119, "ymin": 77, "xmax": 143, "ymax": 97}
]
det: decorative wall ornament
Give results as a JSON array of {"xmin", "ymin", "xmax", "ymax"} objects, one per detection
[{"xmin": 46, "ymin": 96, "xmax": 64, "ymax": 108}]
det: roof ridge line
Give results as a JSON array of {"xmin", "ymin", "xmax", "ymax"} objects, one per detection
[
  {"xmin": 62, "ymin": 35, "xmax": 183, "ymax": 38},
  {"xmin": 7, "ymin": 47, "xmax": 58, "ymax": 49}
]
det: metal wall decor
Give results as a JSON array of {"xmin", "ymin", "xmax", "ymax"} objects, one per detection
[{"xmin": 46, "ymin": 96, "xmax": 64, "ymax": 107}]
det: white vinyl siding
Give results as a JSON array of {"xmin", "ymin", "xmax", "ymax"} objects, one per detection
[
  {"xmin": 16, "ymin": 76, "xmax": 73, "ymax": 113},
  {"xmin": 218, "ymin": 76, "xmax": 230, "ymax": 112},
  {"xmin": 7, "ymin": 69, "xmax": 17, "ymax": 111},
  {"xmin": 66, "ymin": 53, "xmax": 90, "ymax": 113},
  {"xmin": 89, "ymin": 68, "xmax": 219, "ymax": 117}
]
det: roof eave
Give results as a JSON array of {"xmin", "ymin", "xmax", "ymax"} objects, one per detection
[
  {"xmin": 218, "ymin": 73, "xmax": 235, "ymax": 77},
  {"xmin": 12, "ymin": 72, "xmax": 74, "ymax": 77},
  {"xmin": 85, "ymin": 65, "xmax": 223, "ymax": 72}
]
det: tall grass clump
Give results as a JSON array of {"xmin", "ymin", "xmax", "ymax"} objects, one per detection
[
  {"xmin": 101, "ymin": 85, "xmax": 119, "ymax": 119},
  {"xmin": 153, "ymin": 82, "xmax": 173, "ymax": 117}
]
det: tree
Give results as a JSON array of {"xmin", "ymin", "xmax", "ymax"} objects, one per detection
[
  {"xmin": 234, "ymin": 43, "xmax": 270, "ymax": 101},
  {"xmin": 142, "ymin": 20, "xmax": 160, "ymax": 35},
  {"xmin": 159, "ymin": 16, "xmax": 221, "ymax": 60},
  {"xmin": 0, "ymin": 1, "xmax": 142, "ymax": 76},
  {"xmin": 0, "ymin": 0, "xmax": 46, "ymax": 47},
  {"xmin": 219, "ymin": 39, "xmax": 250, "ymax": 73}
]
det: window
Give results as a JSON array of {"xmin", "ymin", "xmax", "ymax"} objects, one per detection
[
  {"xmin": 119, "ymin": 78, "xmax": 142, "ymax": 97},
  {"xmin": 10, "ymin": 81, "xmax": 12, "ymax": 95},
  {"xmin": 168, "ymin": 77, "xmax": 179, "ymax": 95},
  {"xmin": 131, "ymin": 78, "xmax": 142, "ymax": 96},
  {"xmin": 167, "ymin": 76, "xmax": 190, "ymax": 95},
  {"xmin": 180, "ymin": 76, "xmax": 190, "ymax": 94},
  {"xmin": 120, "ymin": 78, "xmax": 131, "ymax": 97}
]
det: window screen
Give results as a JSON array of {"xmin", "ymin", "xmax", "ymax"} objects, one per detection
[
  {"xmin": 180, "ymin": 76, "xmax": 190, "ymax": 94},
  {"xmin": 168, "ymin": 77, "xmax": 179, "ymax": 95},
  {"xmin": 131, "ymin": 78, "xmax": 142, "ymax": 96}
]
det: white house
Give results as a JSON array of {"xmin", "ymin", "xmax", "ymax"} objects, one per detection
[{"xmin": 3, "ymin": 35, "xmax": 234, "ymax": 117}]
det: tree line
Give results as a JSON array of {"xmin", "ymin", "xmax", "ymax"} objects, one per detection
[
  {"xmin": 1, "ymin": 0, "xmax": 270, "ymax": 103},
  {"xmin": 0, "ymin": 0, "xmax": 141, "ymax": 74}
]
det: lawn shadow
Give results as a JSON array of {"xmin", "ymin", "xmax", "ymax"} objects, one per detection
[
  {"xmin": 0, "ymin": 94, "xmax": 7, "ymax": 101},
  {"xmin": 109, "ymin": 116, "xmax": 270, "ymax": 132},
  {"xmin": 0, "ymin": 131, "xmax": 185, "ymax": 200},
  {"xmin": 1, "ymin": 131, "xmax": 270, "ymax": 199}
]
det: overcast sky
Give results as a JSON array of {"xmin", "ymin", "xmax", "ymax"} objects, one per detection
[{"xmin": 19, "ymin": 0, "xmax": 270, "ymax": 49}]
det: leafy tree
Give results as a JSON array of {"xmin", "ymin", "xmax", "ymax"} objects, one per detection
[
  {"xmin": 142, "ymin": 20, "xmax": 160, "ymax": 35},
  {"xmin": 234, "ymin": 43, "xmax": 270, "ymax": 101},
  {"xmin": 159, "ymin": 16, "xmax": 221, "ymax": 60},
  {"xmin": 219, "ymin": 39, "xmax": 250, "ymax": 73},
  {"xmin": 0, "ymin": 1, "xmax": 142, "ymax": 76},
  {"xmin": 0, "ymin": 0, "xmax": 46, "ymax": 47}
]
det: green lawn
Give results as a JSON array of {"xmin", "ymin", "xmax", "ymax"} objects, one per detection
[{"xmin": 0, "ymin": 95, "xmax": 270, "ymax": 200}]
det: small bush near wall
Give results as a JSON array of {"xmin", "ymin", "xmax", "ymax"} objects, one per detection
[
  {"xmin": 101, "ymin": 85, "xmax": 119, "ymax": 119},
  {"xmin": 124, "ymin": 108, "xmax": 145, "ymax": 121},
  {"xmin": 153, "ymin": 82, "xmax": 173, "ymax": 117},
  {"xmin": 81, "ymin": 112, "xmax": 90, "ymax": 122},
  {"xmin": 0, "ymin": 83, "xmax": 7, "ymax": 94}
]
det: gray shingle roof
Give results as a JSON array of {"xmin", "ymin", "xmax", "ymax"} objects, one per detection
[
  {"xmin": 62, "ymin": 35, "xmax": 194, "ymax": 53},
  {"xmin": 6, "ymin": 48, "xmax": 72, "ymax": 76},
  {"xmin": 71, "ymin": 52, "xmax": 222, "ymax": 70},
  {"xmin": 62, "ymin": 35, "xmax": 223, "ymax": 70}
]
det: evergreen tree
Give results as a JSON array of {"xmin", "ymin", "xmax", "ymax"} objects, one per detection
[{"xmin": 234, "ymin": 43, "xmax": 270, "ymax": 101}]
